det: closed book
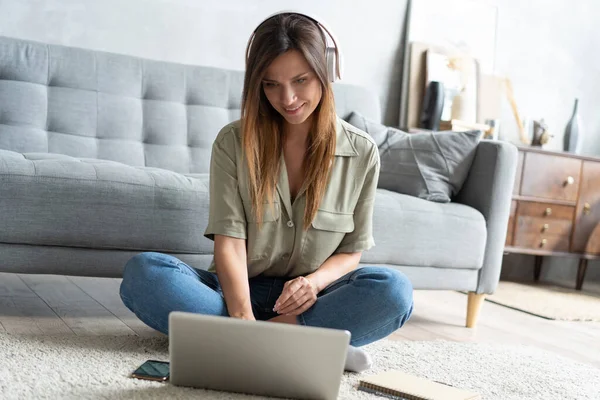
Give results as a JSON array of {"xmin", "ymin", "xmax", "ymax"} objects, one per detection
[{"xmin": 358, "ymin": 370, "xmax": 480, "ymax": 400}]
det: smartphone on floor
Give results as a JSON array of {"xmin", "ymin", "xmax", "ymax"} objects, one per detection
[{"xmin": 131, "ymin": 359, "xmax": 170, "ymax": 382}]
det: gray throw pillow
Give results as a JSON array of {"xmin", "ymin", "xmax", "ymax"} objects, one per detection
[{"xmin": 347, "ymin": 111, "xmax": 482, "ymax": 203}]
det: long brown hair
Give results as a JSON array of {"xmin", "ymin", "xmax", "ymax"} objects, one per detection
[{"xmin": 241, "ymin": 13, "xmax": 337, "ymax": 230}]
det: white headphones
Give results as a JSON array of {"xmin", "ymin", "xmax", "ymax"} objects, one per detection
[{"xmin": 245, "ymin": 10, "xmax": 343, "ymax": 83}]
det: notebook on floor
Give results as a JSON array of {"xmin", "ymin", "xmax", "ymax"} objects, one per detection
[{"xmin": 358, "ymin": 370, "xmax": 480, "ymax": 400}]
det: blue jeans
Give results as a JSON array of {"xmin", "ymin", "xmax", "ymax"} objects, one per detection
[{"xmin": 119, "ymin": 252, "xmax": 414, "ymax": 347}]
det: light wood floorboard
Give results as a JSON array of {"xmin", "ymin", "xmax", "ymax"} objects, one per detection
[
  {"xmin": 0, "ymin": 296, "xmax": 74, "ymax": 335},
  {"xmin": 67, "ymin": 276, "xmax": 162, "ymax": 337},
  {"xmin": 0, "ymin": 272, "xmax": 38, "ymax": 297},
  {"xmin": 17, "ymin": 274, "xmax": 136, "ymax": 336},
  {"xmin": 1, "ymin": 273, "xmax": 598, "ymax": 368},
  {"xmin": 0, "ymin": 272, "xmax": 74, "ymax": 335}
]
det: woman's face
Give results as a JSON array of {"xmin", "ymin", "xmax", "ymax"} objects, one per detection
[{"xmin": 262, "ymin": 49, "xmax": 323, "ymax": 127}]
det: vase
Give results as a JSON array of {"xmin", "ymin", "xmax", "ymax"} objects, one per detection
[{"xmin": 563, "ymin": 98, "xmax": 583, "ymax": 154}]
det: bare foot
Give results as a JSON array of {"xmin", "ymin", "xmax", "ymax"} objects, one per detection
[{"xmin": 268, "ymin": 314, "xmax": 298, "ymax": 324}]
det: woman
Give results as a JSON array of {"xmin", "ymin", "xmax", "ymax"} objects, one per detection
[{"xmin": 119, "ymin": 11, "xmax": 414, "ymax": 373}]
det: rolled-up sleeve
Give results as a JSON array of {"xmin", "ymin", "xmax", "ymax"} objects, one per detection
[
  {"xmin": 204, "ymin": 126, "xmax": 247, "ymax": 241},
  {"xmin": 335, "ymin": 146, "xmax": 380, "ymax": 254}
]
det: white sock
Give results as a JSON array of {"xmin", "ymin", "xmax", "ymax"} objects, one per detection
[{"xmin": 344, "ymin": 345, "xmax": 373, "ymax": 373}]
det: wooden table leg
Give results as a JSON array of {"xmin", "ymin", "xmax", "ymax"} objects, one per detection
[
  {"xmin": 576, "ymin": 258, "xmax": 588, "ymax": 291},
  {"xmin": 534, "ymin": 255, "xmax": 543, "ymax": 282}
]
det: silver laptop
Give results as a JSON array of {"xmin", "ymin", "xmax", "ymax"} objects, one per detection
[{"xmin": 168, "ymin": 311, "xmax": 350, "ymax": 400}]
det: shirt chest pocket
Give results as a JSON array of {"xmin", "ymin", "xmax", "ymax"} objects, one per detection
[
  {"xmin": 246, "ymin": 201, "xmax": 281, "ymax": 261},
  {"xmin": 302, "ymin": 209, "xmax": 355, "ymax": 268}
]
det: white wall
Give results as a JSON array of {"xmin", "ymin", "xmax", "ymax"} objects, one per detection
[
  {"xmin": 0, "ymin": 0, "xmax": 408, "ymax": 126},
  {"xmin": 492, "ymin": 0, "xmax": 600, "ymax": 156}
]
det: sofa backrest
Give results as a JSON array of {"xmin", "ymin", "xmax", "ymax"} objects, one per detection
[{"xmin": 0, "ymin": 36, "xmax": 382, "ymax": 174}]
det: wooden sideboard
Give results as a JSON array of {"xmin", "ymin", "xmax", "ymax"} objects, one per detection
[{"xmin": 504, "ymin": 146, "xmax": 600, "ymax": 290}]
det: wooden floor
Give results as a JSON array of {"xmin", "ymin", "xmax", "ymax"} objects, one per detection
[{"xmin": 1, "ymin": 272, "xmax": 599, "ymax": 368}]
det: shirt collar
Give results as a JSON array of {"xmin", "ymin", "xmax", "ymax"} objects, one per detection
[{"xmin": 334, "ymin": 116, "xmax": 359, "ymax": 157}]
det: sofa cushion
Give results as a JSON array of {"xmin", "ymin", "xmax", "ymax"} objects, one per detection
[
  {"xmin": 347, "ymin": 111, "xmax": 482, "ymax": 203},
  {"xmin": 0, "ymin": 149, "xmax": 214, "ymax": 254},
  {"xmin": 362, "ymin": 188, "xmax": 487, "ymax": 270}
]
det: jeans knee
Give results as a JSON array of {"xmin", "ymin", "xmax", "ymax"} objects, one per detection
[
  {"xmin": 121, "ymin": 252, "xmax": 163, "ymax": 299},
  {"xmin": 388, "ymin": 269, "xmax": 413, "ymax": 315},
  {"xmin": 362, "ymin": 267, "xmax": 414, "ymax": 319},
  {"xmin": 123, "ymin": 252, "xmax": 151, "ymax": 279}
]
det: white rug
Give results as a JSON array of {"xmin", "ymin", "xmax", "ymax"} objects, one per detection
[{"xmin": 1, "ymin": 333, "xmax": 599, "ymax": 400}]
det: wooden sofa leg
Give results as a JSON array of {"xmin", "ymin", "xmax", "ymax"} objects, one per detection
[{"xmin": 466, "ymin": 292, "xmax": 486, "ymax": 328}]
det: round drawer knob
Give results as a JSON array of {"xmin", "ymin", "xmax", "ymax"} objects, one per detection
[
  {"xmin": 541, "ymin": 224, "xmax": 549, "ymax": 232},
  {"xmin": 540, "ymin": 239, "xmax": 548, "ymax": 247},
  {"xmin": 564, "ymin": 176, "xmax": 575, "ymax": 186},
  {"xmin": 583, "ymin": 203, "xmax": 591, "ymax": 215},
  {"xmin": 544, "ymin": 208, "xmax": 552, "ymax": 216}
]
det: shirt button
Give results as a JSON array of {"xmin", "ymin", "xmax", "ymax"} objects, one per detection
[{"xmin": 287, "ymin": 220, "xmax": 294, "ymax": 228}]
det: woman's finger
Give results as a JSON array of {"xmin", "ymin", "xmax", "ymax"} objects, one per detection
[
  {"xmin": 274, "ymin": 278, "xmax": 303, "ymax": 310},
  {"xmin": 274, "ymin": 287, "xmax": 294, "ymax": 310},
  {"xmin": 286, "ymin": 297, "xmax": 316, "ymax": 316},
  {"xmin": 278, "ymin": 292, "xmax": 313, "ymax": 314},
  {"xmin": 276, "ymin": 280, "xmax": 310, "ymax": 311},
  {"xmin": 276, "ymin": 290, "xmax": 302, "ymax": 312}
]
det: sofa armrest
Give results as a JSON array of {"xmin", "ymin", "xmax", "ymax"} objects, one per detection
[{"xmin": 454, "ymin": 140, "xmax": 518, "ymax": 294}]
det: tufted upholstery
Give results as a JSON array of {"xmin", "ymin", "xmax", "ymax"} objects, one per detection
[{"xmin": 0, "ymin": 35, "xmax": 381, "ymax": 174}]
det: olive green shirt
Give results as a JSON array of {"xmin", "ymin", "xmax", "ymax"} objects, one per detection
[{"xmin": 204, "ymin": 116, "xmax": 380, "ymax": 278}]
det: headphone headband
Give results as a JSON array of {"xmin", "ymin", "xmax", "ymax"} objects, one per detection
[{"xmin": 245, "ymin": 10, "xmax": 343, "ymax": 82}]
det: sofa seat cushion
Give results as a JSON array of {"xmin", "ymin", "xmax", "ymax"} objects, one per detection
[
  {"xmin": 0, "ymin": 150, "xmax": 214, "ymax": 254},
  {"xmin": 362, "ymin": 189, "xmax": 486, "ymax": 269}
]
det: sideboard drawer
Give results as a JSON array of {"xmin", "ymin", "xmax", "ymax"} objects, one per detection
[
  {"xmin": 512, "ymin": 201, "xmax": 574, "ymax": 252},
  {"xmin": 516, "ymin": 216, "xmax": 572, "ymax": 236},
  {"xmin": 513, "ymin": 232, "xmax": 570, "ymax": 252},
  {"xmin": 516, "ymin": 202, "xmax": 575, "ymax": 220},
  {"xmin": 520, "ymin": 152, "xmax": 581, "ymax": 202}
]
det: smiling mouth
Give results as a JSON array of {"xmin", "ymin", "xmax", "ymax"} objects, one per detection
[{"xmin": 284, "ymin": 103, "xmax": 305, "ymax": 113}]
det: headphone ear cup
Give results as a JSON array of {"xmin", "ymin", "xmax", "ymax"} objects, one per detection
[{"xmin": 325, "ymin": 47, "xmax": 337, "ymax": 82}]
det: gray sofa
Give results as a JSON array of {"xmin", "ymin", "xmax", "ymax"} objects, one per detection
[{"xmin": 0, "ymin": 36, "xmax": 517, "ymax": 327}]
